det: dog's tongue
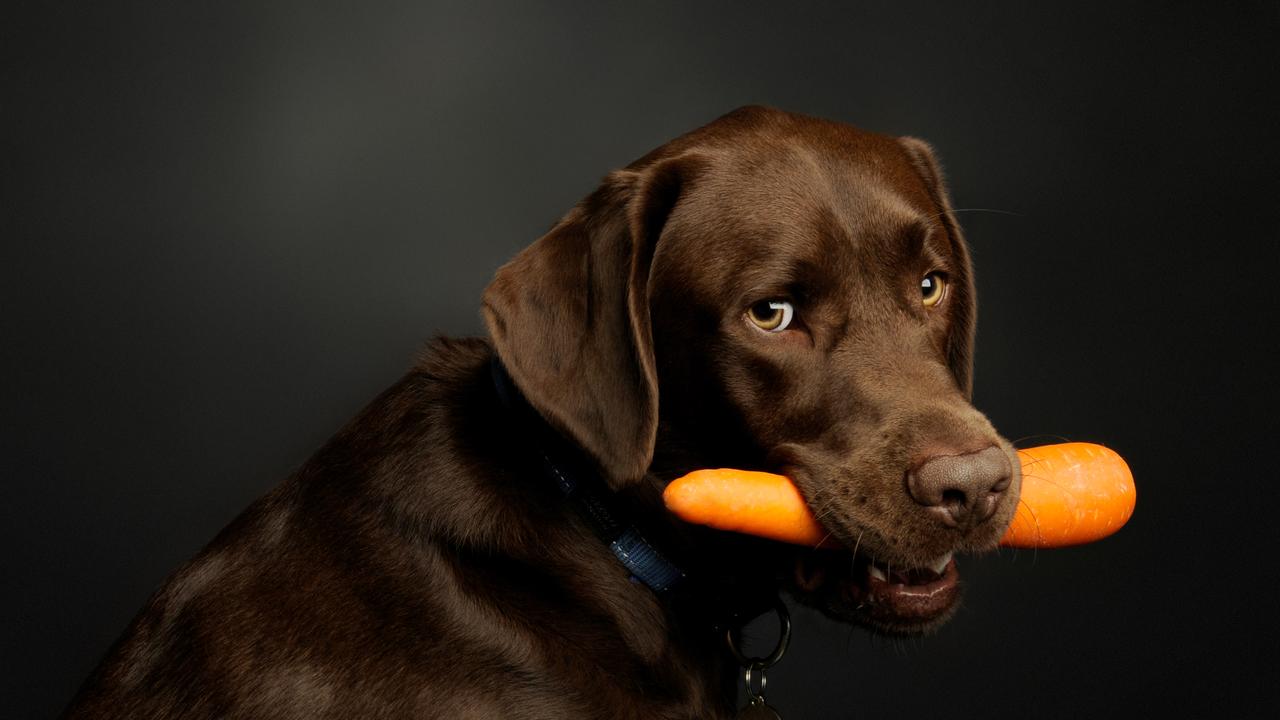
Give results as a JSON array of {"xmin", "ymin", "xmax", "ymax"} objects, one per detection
[
  {"xmin": 796, "ymin": 550, "xmax": 961, "ymax": 624},
  {"xmin": 886, "ymin": 566, "xmax": 943, "ymax": 585},
  {"xmin": 856, "ymin": 555, "xmax": 960, "ymax": 623}
]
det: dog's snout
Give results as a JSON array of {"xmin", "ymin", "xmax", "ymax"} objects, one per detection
[{"xmin": 906, "ymin": 445, "xmax": 1011, "ymax": 528}]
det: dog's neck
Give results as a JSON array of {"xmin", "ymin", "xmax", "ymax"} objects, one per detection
[
  {"xmin": 489, "ymin": 353, "xmax": 783, "ymax": 635},
  {"xmin": 489, "ymin": 355, "xmax": 686, "ymax": 593}
]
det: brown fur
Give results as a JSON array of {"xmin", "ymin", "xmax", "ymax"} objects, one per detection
[{"xmin": 62, "ymin": 106, "xmax": 1019, "ymax": 719}]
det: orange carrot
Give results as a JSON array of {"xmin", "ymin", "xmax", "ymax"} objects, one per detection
[
  {"xmin": 662, "ymin": 442, "xmax": 1135, "ymax": 549},
  {"xmin": 1001, "ymin": 442, "xmax": 1136, "ymax": 548}
]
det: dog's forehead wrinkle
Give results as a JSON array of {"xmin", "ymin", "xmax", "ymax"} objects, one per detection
[{"xmin": 849, "ymin": 192, "xmax": 933, "ymax": 252}]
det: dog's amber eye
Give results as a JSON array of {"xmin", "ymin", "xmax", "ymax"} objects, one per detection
[
  {"xmin": 921, "ymin": 272, "xmax": 946, "ymax": 307},
  {"xmin": 747, "ymin": 300, "xmax": 794, "ymax": 332}
]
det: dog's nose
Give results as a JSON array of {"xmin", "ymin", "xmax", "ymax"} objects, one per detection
[{"xmin": 906, "ymin": 446, "xmax": 1011, "ymax": 528}]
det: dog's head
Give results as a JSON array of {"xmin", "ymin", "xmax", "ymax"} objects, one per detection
[{"xmin": 483, "ymin": 106, "xmax": 1020, "ymax": 634}]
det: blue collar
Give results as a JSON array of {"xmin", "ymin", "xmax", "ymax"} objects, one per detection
[{"xmin": 490, "ymin": 357, "xmax": 685, "ymax": 594}]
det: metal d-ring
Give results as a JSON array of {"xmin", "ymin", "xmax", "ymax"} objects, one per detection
[
  {"xmin": 743, "ymin": 662, "xmax": 768, "ymax": 704},
  {"xmin": 725, "ymin": 597, "xmax": 791, "ymax": 670}
]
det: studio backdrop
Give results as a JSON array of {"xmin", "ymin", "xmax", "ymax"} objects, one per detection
[{"xmin": 3, "ymin": 2, "xmax": 1277, "ymax": 718}]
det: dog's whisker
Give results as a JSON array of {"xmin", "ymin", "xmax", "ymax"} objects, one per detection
[
  {"xmin": 1020, "ymin": 471, "xmax": 1072, "ymax": 493},
  {"xmin": 1010, "ymin": 433, "xmax": 1073, "ymax": 448},
  {"xmin": 922, "ymin": 207, "xmax": 1022, "ymax": 227},
  {"xmin": 844, "ymin": 625, "xmax": 859, "ymax": 661},
  {"xmin": 949, "ymin": 207, "xmax": 1024, "ymax": 216},
  {"xmin": 813, "ymin": 502, "xmax": 841, "ymax": 522},
  {"xmin": 1015, "ymin": 497, "xmax": 1041, "ymax": 565}
]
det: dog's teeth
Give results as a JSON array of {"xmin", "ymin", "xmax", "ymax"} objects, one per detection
[
  {"xmin": 930, "ymin": 553, "xmax": 953, "ymax": 574},
  {"xmin": 868, "ymin": 564, "xmax": 888, "ymax": 582}
]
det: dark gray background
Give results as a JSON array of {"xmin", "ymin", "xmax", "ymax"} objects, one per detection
[{"xmin": 4, "ymin": 2, "xmax": 1278, "ymax": 717}]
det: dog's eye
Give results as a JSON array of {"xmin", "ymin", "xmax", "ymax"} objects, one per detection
[
  {"xmin": 921, "ymin": 272, "xmax": 947, "ymax": 307},
  {"xmin": 747, "ymin": 300, "xmax": 794, "ymax": 332}
]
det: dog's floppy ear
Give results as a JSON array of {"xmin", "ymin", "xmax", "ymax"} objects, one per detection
[
  {"xmin": 898, "ymin": 136, "xmax": 976, "ymax": 399},
  {"xmin": 483, "ymin": 154, "xmax": 702, "ymax": 489}
]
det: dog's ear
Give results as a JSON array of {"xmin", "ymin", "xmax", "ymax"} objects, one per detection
[
  {"xmin": 483, "ymin": 154, "xmax": 703, "ymax": 489},
  {"xmin": 898, "ymin": 137, "xmax": 976, "ymax": 399}
]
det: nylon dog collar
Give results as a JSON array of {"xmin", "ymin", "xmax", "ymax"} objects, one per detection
[{"xmin": 490, "ymin": 356, "xmax": 685, "ymax": 594}]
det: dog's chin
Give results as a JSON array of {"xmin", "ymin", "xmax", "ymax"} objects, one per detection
[{"xmin": 788, "ymin": 549, "xmax": 963, "ymax": 635}]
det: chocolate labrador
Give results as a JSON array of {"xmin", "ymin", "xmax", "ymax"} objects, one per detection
[{"xmin": 62, "ymin": 106, "xmax": 1020, "ymax": 719}]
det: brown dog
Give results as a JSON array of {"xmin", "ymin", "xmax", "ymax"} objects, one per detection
[{"xmin": 63, "ymin": 106, "xmax": 1020, "ymax": 719}]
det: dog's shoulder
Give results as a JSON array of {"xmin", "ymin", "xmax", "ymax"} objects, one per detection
[{"xmin": 62, "ymin": 336, "xmax": 509, "ymax": 718}]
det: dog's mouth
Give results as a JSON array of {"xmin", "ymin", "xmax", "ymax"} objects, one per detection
[{"xmin": 792, "ymin": 549, "xmax": 961, "ymax": 633}]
